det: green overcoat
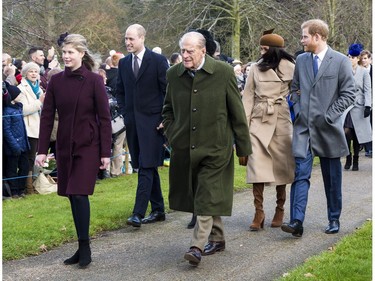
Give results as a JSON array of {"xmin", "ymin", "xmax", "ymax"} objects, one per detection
[{"xmin": 162, "ymin": 55, "xmax": 252, "ymax": 216}]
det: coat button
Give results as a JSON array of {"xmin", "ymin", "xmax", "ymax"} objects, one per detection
[
  {"xmin": 192, "ymin": 108, "xmax": 197, "ymax": 112},
  {"xmin": 192, "ymin": 126, "xmax": 196, "ymax": 131},
  {"xmin": 193, "ymin": 89, "xmax": 198, "ymax": 93},
  {"xmin": 191, "ymin": 145, "xmax": 196, "ymax": 149}
]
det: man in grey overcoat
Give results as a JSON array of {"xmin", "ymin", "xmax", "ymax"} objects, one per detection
[
  {"xmin": 281, "ymin": 19, "xmax": 355, "ymax": 237},
  {"xmin": 162, "ymin": 32, "xmax": 252, "ymax": 266}
]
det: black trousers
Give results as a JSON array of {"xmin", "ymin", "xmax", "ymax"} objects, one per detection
[
  {"xmin": 133, "ymin": 167, "xmax": 164, "ymax": 217},
  {"xmin": 4, "ymin": 152, "xmax": 29, "ymax": 195}
]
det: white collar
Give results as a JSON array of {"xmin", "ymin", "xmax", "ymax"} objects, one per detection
[
  {"xmin": 314, "ymin": 46, "xmax": 328, "ymax": 62},
  {"xmin": 195, "ymin": 57, "xmax": 205, "ymax": 70},
  {"xmin": 133, "ymin": 47, "xmax": 146, "ymax": 61}
]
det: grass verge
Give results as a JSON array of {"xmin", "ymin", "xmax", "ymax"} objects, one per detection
[
  {"xmin": 278, "ymin": 220, "xmax": 372, "ymax": 281},
  {"xmin": 2, "ymin": 158, "xmax": 249, "ymax": 261}
]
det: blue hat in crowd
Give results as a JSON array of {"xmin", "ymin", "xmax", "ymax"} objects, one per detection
[{"xmin": 348, "ymin": 43, "xmax": 364, "ymax": 57}]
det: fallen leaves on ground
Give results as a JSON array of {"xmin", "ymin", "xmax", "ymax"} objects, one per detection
[{"xmin": 39, "ymin": 244, "xmax": 48, "ymax": 252}]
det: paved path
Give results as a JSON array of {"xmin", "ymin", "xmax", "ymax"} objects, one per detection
[{"xmin": 3, "ymin": 154, "xmax": 372, "ymax": 281}]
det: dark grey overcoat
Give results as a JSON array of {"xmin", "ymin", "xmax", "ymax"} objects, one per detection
[
  {"xmin": 291, "ymin": 47, "xmax": 356, "ymax": 158},
  {"xmin": 162, "ymin": 55, "xmax": 252, "ymax": 216}
]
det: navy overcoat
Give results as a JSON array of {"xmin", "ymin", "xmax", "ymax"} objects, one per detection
[{"xmin": 116, "ymin": 48, "xmax": 169, "ymax": 168}]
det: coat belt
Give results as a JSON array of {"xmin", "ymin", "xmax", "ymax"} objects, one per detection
[{"xmin": 256, "ymin": 96, "xmax": 285, "ymax": 122}]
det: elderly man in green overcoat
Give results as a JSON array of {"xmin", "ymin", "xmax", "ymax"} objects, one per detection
[{"xmin": 162, "ymin": 31, "xmax": 252, "ymax": 266}]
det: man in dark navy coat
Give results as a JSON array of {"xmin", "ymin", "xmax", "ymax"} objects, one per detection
[{"xmin": 116, "ymin": 24, "xmax": 168, "ymax": 227}]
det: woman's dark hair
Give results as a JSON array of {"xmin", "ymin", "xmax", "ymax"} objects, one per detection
[
  {"xmin": 13, "ymin": 59, "xmax": 23, "ymax": 70},
  {"xmin": 170, "ymin": 53, "xmax": 181, "ymax": 65},
  {"xmin": 57, "ymin": 32, "xmax": 69, "ymax": 47},
  {"xmin": 257, "ymin": 47, "xmax": 295, "ymax": 73}
]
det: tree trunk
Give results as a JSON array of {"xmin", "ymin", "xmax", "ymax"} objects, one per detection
[{"xmin": 231, "ymin": 0, "xmax": 241, "ymax": 60}]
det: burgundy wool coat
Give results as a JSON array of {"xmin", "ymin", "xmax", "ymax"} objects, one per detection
[{"xmin": 38, "ymin": 65, "xmax": 112, "ymax": 196}]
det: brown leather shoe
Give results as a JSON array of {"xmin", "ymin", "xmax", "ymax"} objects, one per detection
[
  {"xmin": 202, "ymin": 241, "xmax": 225, "ymax": 256},
  {"xmin": 183, "ymin": 247, "xmax": 202, "ymax": 266}
]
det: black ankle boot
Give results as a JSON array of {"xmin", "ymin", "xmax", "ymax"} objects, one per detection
[
  {"xmin": 352, "ymin": 156, "xmax": 359, "ymax": 171},
  {"xmin": 344, "ymin": 154, "xmax": 352, "ymax": 170},
  {"xmin": 78, "ymin": 239, "xmax": 92, "ymax": 268},
  {"xmin": 63, "ymin": 249, "xmax": 79, "ymax": 265}
]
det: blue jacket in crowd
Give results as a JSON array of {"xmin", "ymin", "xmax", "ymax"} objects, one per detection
[{"xmin": 3, "ymin": 103, "xmax": 30, "ymax": 156}]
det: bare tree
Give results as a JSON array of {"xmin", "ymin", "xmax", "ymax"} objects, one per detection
[
  {"xmin": 2, "ymin": 0, "xmax": 371, "ymax": 64},
  {"xmin": 3, "ymin": 0, "xmax": 126, "ymax": 60}
]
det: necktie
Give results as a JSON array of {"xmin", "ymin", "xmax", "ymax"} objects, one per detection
[
  {"xmin": 133, "ymin": 55, "xmax": 139, "ymax": 77},
  {"xmin": 313, "ymin": 55, "xmax": 319, "ymax": 77},
  {"xmin": 188, "ymin": 69, "xmax": 196, "ymax": 78}
]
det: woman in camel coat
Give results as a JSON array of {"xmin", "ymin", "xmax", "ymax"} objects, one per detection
[{"xmin": 242, "ymin": 31, "xmax": 295, "ymax": 231}]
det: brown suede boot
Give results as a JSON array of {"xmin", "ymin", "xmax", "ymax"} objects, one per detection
[
  {"xmin": 250, "ymin": 183, "xmax": 265, "ymax": 231},
  {"xmin": 271, "ymin": 185, "xmax": 286, "ymax": 227},
  {"xmin": 25, "ymin": 172, "xmax": 36, "ymax": 195}
]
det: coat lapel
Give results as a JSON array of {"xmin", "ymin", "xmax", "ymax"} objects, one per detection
[
  {"xmin": 313, "ymin": 47, "xmax": 333, "ymax": 85},
  {"xmin": 307, "ymin": 54, "xmax": 315, "ymax": 82},
  {"xmin": 124, "ymin": 55, "xmax": 134, "ymax": 79},
  {"xmin": 136, "ymin": 48, "xmax": 151, "ymax": 81}
]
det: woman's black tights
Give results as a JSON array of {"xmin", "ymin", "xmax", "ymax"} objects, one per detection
[
  {"xmin": 69, "ymin": 195, "xmax": 90, "ymax": 241},
  {"xmin": 344, "ymin": 127, "xmax": 360, "ymax": 156}
]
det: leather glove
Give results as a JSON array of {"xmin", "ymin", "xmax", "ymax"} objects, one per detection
[
  {"xmin": 238, "ymin": 156, "xmax": 248, "ymax": 166},
  {"xmin": 364, "ymin": 106, "xmax": 371, "ymax": 118}
]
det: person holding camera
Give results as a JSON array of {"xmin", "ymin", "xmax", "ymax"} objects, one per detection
[{"xmin": 97, "ymin": 68, "xmax": 126, "ymax": 179}]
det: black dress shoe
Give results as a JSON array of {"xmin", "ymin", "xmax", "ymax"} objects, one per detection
[
  {"xmin": 281, "ymin": 220, "xmax": 304, "ymax": 237},
  {"xmin": 325, "ymin": 220, "xmax": 340, "ymax": 234},
  {"xmin": 202, "ymin": 241, "xmax": 225, "ymax": 256},
  {"xmin": 184, "ymin": 247, "xmax": 202, "ymax": 266},
  {"xmin": 187, "ymin": 214, "xmax": 197, "ymax": 229},
  {"xmin": 141, "ymin": 211, "xmax": 166, "ymax": 224},
  {"xmin": 127, "ymin": 214, "xmax": 142, "ymax": 227}
]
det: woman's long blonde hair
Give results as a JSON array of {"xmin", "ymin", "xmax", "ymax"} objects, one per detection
[{"xmin": 62, "ymin": 34, "xmax": 97, "ymax": 71}]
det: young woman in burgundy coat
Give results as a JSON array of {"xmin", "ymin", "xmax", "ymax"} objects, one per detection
[{"xmin": 35, "ymin": 34, "xmax": 112, "ymax": 268}]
